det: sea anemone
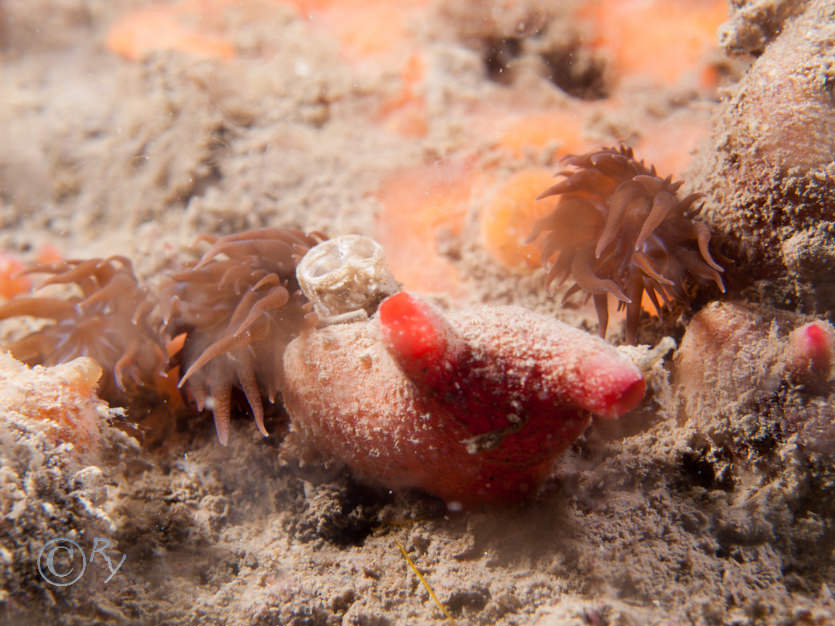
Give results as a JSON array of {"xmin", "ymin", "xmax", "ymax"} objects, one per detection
[
  {"xmin": 0, "ymin": 228, "xmax": 328, "ymax": 445},
  {"xmin": 527, "ymin": 145, "xmax": 725, "ymax": 343},
  {"xmin": 158, "ymin": 227, "xmax": 325, "ymax": 444},
  {"xmin": 0, "ymin": 256, "xmax": 168, "ymax": 397}
]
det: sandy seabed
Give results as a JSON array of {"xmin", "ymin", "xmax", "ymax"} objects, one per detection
[{"xmin": 0, "ymin": 0, "xmax": 833, "ymax": 624}]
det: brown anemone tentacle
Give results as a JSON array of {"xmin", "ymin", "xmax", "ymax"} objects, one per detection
[
  {"xmin": 572, "ymin": 249, "xmax": 630, "ymax": 303},
  {"xmin": 691, "ymin": 221, "xmax": 724, "ymax": 272},
  {"xmin": 632, "ymin": 251, "xmax": 675, "ymax": 286},
  {"xmin": 595, "ymin": 183, "xmax": 642, "ymax": 258},
  {"xmin": 178, "ymin": 332, "xmax": 252, "ymax": 387},
  {"xmin": 635, "ymin": 191, "xmax": 676, "ymax": 251},
  {"xmin": 0, "ymin": 297, "xmax": 77, "ymax": 321},
  {"xmin": 233, "ymin": 356, "xmax": 267, "ymax": 438},
  {"xmin": 232, "ymin": 287, "xmax": 291, "ymax": 338},
  {"xmin": 593, "ymin": 293, "xmax": 609, "ymax": 338}
]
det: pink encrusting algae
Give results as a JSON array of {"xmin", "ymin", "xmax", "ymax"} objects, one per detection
[{"xmin": 283, "ymin": 292, "xmax": 645, "ymax": 504}]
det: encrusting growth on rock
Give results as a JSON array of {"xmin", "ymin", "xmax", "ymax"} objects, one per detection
[
  {"xmin": 0, "ymin": 353, "xmax": 108, "ymax": 457},
  {"xmin": 690, "ymin": 0, "xmax": 835, "ymax": 312},
  {"xmin": 528, "ymin": 145, "xmax": 725, "ymax": 343}
]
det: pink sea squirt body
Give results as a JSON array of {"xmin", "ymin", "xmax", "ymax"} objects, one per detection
[{"xmin": 283, "ymin": 293, "xmax": 645, "ymax": 504}]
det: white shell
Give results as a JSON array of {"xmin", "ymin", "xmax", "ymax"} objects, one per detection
[{"xmin": 295, "ymin": 235, "xmax": 401, "ymax": 325}]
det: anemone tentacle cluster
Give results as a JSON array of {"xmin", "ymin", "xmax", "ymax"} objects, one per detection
[
  {"xmin": 528, "ymin": 145, "xmax": 725, "ymax": 343},
  {"xmin": 0, "ymin": 228, "xmax": 325, "ymax": 444},
  {"xmin": 0, "ymin": 256, "xmax": 167, "ymax": 398},
  {"xmin": 158, "ymin": 228, "xmax": 325, "ymax": 444}
]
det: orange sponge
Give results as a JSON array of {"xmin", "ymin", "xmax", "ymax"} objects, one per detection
[
  {"xmin": 579, "ymin": 0, "xmax": 727, "ymax": 88},
  {"xmin": 106, "ymin": 0, "xmax": 236, "ymax": 61},
  {"xmin": 0, "ymin": 253, "xmax": 30, "ymax": 300},
  {"xmin": 496, "ymin": 110, "xmax": 586, "ymax": 159},
  {"xmin": 480, "ymin": 168, "xmax": 557, "ymax": 271},
  {"xmin": 297, "ymin": 0, "xmax": 429, "ymax": 62},
  {"xmin": 376, "ymin": 159, "xmax": 481, "ymax": 295},
  {"xmin": 376, "ymin": 53, "xmax": 428, "ymax": 137}
]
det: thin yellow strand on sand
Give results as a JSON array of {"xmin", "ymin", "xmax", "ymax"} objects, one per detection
[{"xmin": 394, "ymin": 538, "xmax": 457, "ymax": 624}]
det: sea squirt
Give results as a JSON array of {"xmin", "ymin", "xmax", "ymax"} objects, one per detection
[
  {"xmin": 674, "ymin": 301, "xmax": 835, "ymax": 453},
  {"xmin": 282, "ymin": 291, "xmax": 646, "ymax": 505},
  {"xmin": 528, "ymin": 145, "xmax": 725, "ymax": 343}
]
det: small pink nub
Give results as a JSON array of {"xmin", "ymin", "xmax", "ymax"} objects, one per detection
[
  {"xmin": 571, "ymin": 353, "xmax": 646, "ymax": 418},
  {"xmin": 605, "ymin": 377, "xmax": 646, "ymax": 418},
  {"xmin": 788, "ymin": 321, "xmax": 835, "ymax": 385},
  {"xmin": 379, "ymin": 292, "xmax": 448, "ymax": 374}
]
